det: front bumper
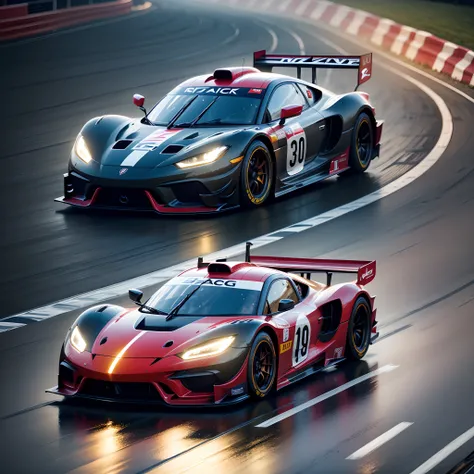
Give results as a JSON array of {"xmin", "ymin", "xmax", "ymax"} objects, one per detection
[
  {"xmin": 47, "ymin": 351, "xmax": 250, "ymax": 407},
  {"xmin": 55, "ymin": 165, "xmax": 241, "ymax": 215}
]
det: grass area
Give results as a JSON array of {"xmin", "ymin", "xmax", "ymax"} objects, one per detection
[{"xmin": 330, "ymin": 0, "xmax": 474, "ymax": 50}]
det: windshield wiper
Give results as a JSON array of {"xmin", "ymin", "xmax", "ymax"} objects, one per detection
[
  {"xmin": 175, "ymin": 97, "xmax": 219, "ymax": 129},
  {"xmin": 138, "ymin": 305, "xmax": 167, "ymax": 315},
  {"xmin": 167, "ymin": 96, "xmax": 197, "ymax": 129},
  {"xmin": 166, "ymin": 280, "xmax": 206, "ymax": 321}
]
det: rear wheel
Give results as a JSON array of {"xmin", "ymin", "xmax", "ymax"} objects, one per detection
[
  {"xmin": 345, "ymin": 297, "xmax": 371, "ymax": 360},
  {"xmin": 247, "ymin": 332, "xmax": 277, "ymax": 399},
  {"xmin": 240, "ymin": 141, "xmax": 274, "ymax": 207},
  {"xmin": 348, "ymin": 113, "xmax": 374, "ymax": 173}
]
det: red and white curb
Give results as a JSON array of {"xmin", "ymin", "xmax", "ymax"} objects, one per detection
[{"xmin": 201, "ymin": 0, "xmax": 474, "ymax": 87}]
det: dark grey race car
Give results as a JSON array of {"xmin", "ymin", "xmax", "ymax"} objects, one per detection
[{"xmin": 56, "ymin": 50, "xmax": 383, "ymax": 215}]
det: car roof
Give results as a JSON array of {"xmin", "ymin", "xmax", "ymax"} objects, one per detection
[
  {"xmin": 178, "ymin": 68, "xmax": 301, "ymax": 90},
  {"xmin": 178, "ymin": 261, "xmax": 281, "ymax": 283}
]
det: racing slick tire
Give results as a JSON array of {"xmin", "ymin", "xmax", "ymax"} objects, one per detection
[
  {"xmin": 247, "ymin": 332, "xmax": 277, "ymax": 399},
  {"xmin": 348, "ymin": 112, "xmax": 374, "ymax": 173},
  {"xmin": 345, "ymin": 296, "xmax": 371, "ymax": 360},
  {"xmin": 240, "ymin": 140, "xmax": 274, "ymax": 208}
]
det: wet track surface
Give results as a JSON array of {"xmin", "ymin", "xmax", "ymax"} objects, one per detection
[{"xmin": 1, "ymin": 0, "xmax": 474, "ymax": 473}]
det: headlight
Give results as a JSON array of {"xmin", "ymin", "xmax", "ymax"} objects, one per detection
[
  {"xmin": 74, "ymin": 135, "xmax": 93, "ymax": 164},
  {"xmin": 175, "ymin": 146, "xmax": 228, "ymax": 169},
  {"xmin": 70, "ymin": 326, "xmax": 87, "ymax": 353},
  {"xmin": 181, "ymin": 336, "xmax": 235, "ymax": 360}
]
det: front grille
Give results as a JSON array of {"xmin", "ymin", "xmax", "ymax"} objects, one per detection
[
  {"xmin": 81, "ymin": 379, "xmax": 162, "ymax": 401},
  {"xmin": 172, "ymin": 371, "xmax": 219, "ymax": 393},
  {"xmin": 95, "ymin": 188, "xmax": 152, "ymax": 209},
  {"xmin": 171, "ymin": 182, "xmax": 209, "ymax": 203}
]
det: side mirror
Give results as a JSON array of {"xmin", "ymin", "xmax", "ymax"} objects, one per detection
[
  {"xmin": 129, "ymin": 288, "xmax": 143, "ymax": 304},
  {"xmin": 133, "ymin": 94, "xmax": 148, "ymax": 118},
  {"xmin": 133, "ymin": 94, "xmax": 145, "ymax": 108},
  {"xmin": 279, "ymin": 104, "xmax": 303, "ymax": 125},
  {"xmin": 278, "ymin": 299, "xmax": 295, "ymax": 312}
]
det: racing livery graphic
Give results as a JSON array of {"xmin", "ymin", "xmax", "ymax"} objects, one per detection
[
  {"xmin": 56, "ymin": 50, "xmax": 383, "ymax": 214},
  {"xmin": 48, "ymin": 243, "xmax": 379, "ymax": 406}
]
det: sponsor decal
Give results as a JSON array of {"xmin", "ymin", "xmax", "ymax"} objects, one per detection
[
  {"xmin": 133, "ymin": 129, "xmax": 182, "ymax": 152},
  {"xmin": 265, "ymin": 56, "xmax": 360, "ymax": 67},
  {"xmin": 334, "ymin": 347, "xmax": 343, "ymax": 358},
  {"xmin": 119, "ymin": 168, "xmax": 128, "ymax": 175},
  {"xmin": 249, "ymin": 88, "xmax": 263, "ymax": 94},
  {"xmin": 283, "ymin": 327, "xmax": 290, "ymax": 342},
  {"xmin": 361, "ymin": 268, "xmax": 373, "ymax": 280},
  {"xmin": 171, "ymin": 276, "xmax": 264, "ymax": 291},
  {"xmin": 231, "ymin": 384, "xmax": 246, "ymax": 396},
  {"xmin": 329, "ymin": 150, "xmax": 349, "ymax": 174},
  {"xmin": 280, "ymin": 340, "xmax": 292, "ymax": 354},
  {"xmin": 361, "ymin": 68, "xmax": 371, "ymax": 80},
  {"xmin": 183, "ymin": 87, "xmax": 239, "ymax": 95}
]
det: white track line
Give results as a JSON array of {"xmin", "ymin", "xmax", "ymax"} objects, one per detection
[
  {"xmin": 409, "ymin": 426, "xmax": 474, "ymax": 474},
  {"xmin": 0, "ymin": 10, "xmax": 454, "ymax": 332},
  {"xmin": 256, "ymin": 364, "xmax": 399, "ymax": 428},
  {"xmin": 346, "ymin": 422, "xmax": 413, "ymax": 460}
]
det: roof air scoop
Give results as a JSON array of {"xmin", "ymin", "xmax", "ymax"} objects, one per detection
[
  {"xmin": 207, "ymin": 262, "xmax": 232, "ymax": 274},
  {"xmin": 212, "ymin": 67, "xmax": 259, "ymax": 81}
]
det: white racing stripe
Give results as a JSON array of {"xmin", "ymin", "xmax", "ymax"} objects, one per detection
[
  {"xmin": 120, "ymin": 150, "xmax": 148, "ymax": 167},
  {"xmin": 256, "ymin": 364, "xmax": 399, "ymax": 428},
  {"xmin": 346, "ymin": 422, "xmax": 414, "ymax": 460},
  {"xmin": 409, "ymin": 426, "xmax": 474, "ymax": 474},
  {"xmin": 0, "ymin": 14, "xmax": 455, "ymax": 332}
]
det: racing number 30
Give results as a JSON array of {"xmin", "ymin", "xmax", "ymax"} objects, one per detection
[
  {"xmin": 292, "ymin": 315, "xmax": 311, "ymax": 366},
  {"xmin": 289, "ymin": 137, "xmax": 305, "ymax": 168},
  {"xmin": 286, "ymin": 129, "xmax": 307, "ymax": 176}
]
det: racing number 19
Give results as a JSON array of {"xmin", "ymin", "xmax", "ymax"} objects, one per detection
[{"xmin": 294, "ymin": 324, "xmax": 309, "ymax": 364}]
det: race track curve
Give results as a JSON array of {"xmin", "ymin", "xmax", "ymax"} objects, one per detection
[{"xmin": 0, "ymin": 1, "xmax": 474, "ymax": 473}]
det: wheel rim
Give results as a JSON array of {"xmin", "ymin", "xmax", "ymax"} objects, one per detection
[
  {"xmin": 247, "ymin": 149, "xmax": 271, "ymax": 200},
  {"xmin": 356, "ymin": 121, "xmax": 373, "ymax": 166},
  {"xmin": 252, "ymin": 340, "xmax": 275, "ymax": 392},
  {"xmin": 352, "ymin": 305, "xmax": 370, "ymax": 353}
]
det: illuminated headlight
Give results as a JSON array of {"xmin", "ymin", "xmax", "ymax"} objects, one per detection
[
  {"xmin": 180, "ymin": 336, "xmax": 235, "ymax": 360},
  {"xmin": 74, "ymin": 135, "xmax": 93, "ymax": 164},
  {"xmin": 175, "ymin": 146, "xmax": 228, "ymax": 169},
  {"xmin": 70, "ymin": 326, "xmax": 87, "ymax": 353}
]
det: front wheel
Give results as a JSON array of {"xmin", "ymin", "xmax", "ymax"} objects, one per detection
[
  {"xmin": 247, "ymin": 332, "xmax": 277, "ymax": 399},
  {"xmin": 348, "ymin": 112, "xmax": 374, "ymax": 173},
  {"xmin": 345, "ymin": 297, "xmax": 371, "ymax": 360},
  {"xmin": 240, "ymin": 140, "xmax": 274, "ymax": 207}
]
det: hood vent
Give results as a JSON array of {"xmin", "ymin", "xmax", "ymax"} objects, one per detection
[
  {"xmin": 162, "ymin": 144, "xmax": 184, "ymax": 154},
  {"xmin": 113, "ymin": 140, "xmax": 133, "ymax": 150},
  {"xmin": 184, "ymin": 132, "xmax": 199, "ymax": 140},
  {"xmin": 135, "ymin": 315, "xmax": 203, "ymax": 331}
]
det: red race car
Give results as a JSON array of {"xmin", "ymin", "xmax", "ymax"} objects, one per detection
[{"xmin": 48, "ymin": 243, "xmax": 378, "ymax": 406}]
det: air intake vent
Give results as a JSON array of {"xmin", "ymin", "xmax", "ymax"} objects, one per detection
[
  {"xmin": 207, "ymin": 262, "xmax": 232, "ymax": 273},
  {"xmin": 184, "ymin": 132, "xmax": 199, "ymax": 140},
  {"xmin": 213, "ymin": 69, "xmax": 233, "ymax": 80},
  {"xmin": 162, "ymin": 144, "xmax": 184, "ymax": 154},
  {"xmin": 113, "ymin": 140, "xmax": 133, "ymax": 150}
]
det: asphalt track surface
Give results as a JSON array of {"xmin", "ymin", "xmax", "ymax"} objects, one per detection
[{"xmin": 1, "ymin": 0, "xmax": 474, "ymax": 473}]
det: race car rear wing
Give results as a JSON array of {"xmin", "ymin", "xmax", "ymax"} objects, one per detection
[
  {"xmin": 250, "ymin": 255, "xmax": 376, "ymax": 286},
  {"xmin": 253, "ymin": 50, "xmax": 373, "ymax": 90}
]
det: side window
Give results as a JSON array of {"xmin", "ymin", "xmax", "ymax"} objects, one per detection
[
  {"xmin": 265, "ymin": 83, "xmax": 307, "ymax": 123},
  {"xmin": 296, "ymin": 84, "xmax": 321, "ymax": 106},
  {"xmin": 264, "ymin": 279, "xmax": 299, "ymax": 314}
]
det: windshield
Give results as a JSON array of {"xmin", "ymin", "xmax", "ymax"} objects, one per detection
[
  {"xmin": 146, "ymin": 277, "xmax": 263, "ymax": 316},
  {"xmin": 147, "ymin": 87, "xmax": 264, "ymax": 127}
]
